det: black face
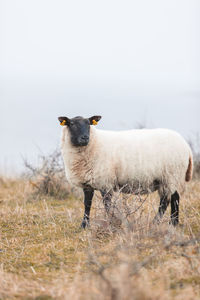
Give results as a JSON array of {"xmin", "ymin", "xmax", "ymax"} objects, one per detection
[
  {"xmin": 58, "ymin": 115, "xmax": 101, "ymax": 147},
  {"xmin": 69, "ymin": 117, "xmax": 90, "ymax": 146}
]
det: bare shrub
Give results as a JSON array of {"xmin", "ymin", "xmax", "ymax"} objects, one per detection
[
  {"xmin": 61, "ymin": 187, "xmax": 200, "ymax": 300},
  {"xmin": 23, "ymin": 149, "xmax": 71, "ymax": 198},
  {"xmin": 77, "ymin": 188, "xmax": 200, "ymax": 300},
  {"xmin": 135, "ymin": 120, "xmax": 147, "ymax": 129}
]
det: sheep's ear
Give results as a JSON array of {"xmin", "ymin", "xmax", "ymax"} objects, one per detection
[
  {"xmin": 58, "ymin": 116, "xmax": 70, "ymax": 126},
  {"xmin": 89, "ymin": 116, "xmax": 102, "ymax": 126}
]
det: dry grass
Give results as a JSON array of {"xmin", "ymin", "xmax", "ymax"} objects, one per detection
[{"xmin": 0, "ymin": 177, "xmax": 200, "ymax": 299}]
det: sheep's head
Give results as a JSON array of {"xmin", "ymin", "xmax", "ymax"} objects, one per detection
[{"xmin": 58, "ymin": 115, "xmax": 101, "ymax": 147}]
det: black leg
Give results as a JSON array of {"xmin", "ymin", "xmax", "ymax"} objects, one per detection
[
  {"xmin": 100, "ymin": 190, "xmax": 112, "ymax": 214},
  {"xmin": 158, "ymin": 194, "xmax": 170, "ymax": 218},
  {"xmin": 171, "ymin": 191, "xmax": 179, "ymax": 226},
  {"xmin": 153, "ymin": 193, "xmax": 170, "ymax": 224},
  {"xmin": 81, "ymin": 187, "xmax": 94, "ymax": 229}
]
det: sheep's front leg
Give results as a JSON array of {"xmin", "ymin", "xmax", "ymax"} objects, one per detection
[
  {"xmin": 100, "ymin": 190, "xmax": 112, "ymax": 214},
  {"xmin": 81, "ymin": 187, "xmax": 94, "ymax": 229}
]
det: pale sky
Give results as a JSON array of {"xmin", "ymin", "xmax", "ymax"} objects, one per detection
[{"xmin": 0, "ymin": 0, "xmax": 200, "ymax": 174}]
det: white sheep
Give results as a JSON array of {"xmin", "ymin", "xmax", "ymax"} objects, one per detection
[{"xmin": 58, "ymin": 115, "xmax": 193, "ymax": 228}]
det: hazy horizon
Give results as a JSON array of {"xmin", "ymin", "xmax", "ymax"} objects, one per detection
[{"xmin": 0, "ymin": 0, "xmax": 200, "ymax": 174}]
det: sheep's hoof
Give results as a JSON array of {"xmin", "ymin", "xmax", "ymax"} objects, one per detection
[
  {"xmin": 170, "ymin": 218, "xmax": 179, "ymax": 227},
  {"xmin": 152, "ymin": 214, "xmax": 161, "ymax": 225},
  {"xmin": 81, "ymin": 219, "xmax": 89, "ymax": 229}
]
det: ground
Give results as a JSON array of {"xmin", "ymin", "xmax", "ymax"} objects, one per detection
[{"xmin": 0, "ymin": 178, "xmax": 200, "ymax": 299}]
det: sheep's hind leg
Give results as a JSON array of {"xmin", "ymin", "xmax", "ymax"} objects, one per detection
[
  {"xmin": 170, "ymin": 191, "xmax": 179, "ymax": 226},
  {"xmin": 153, "ymin": 193, "xmax": 170, "ymax": 224},
  {"xmin": 100, "ymin": 190, "xmax": 112, "ymax": 214},
  {"xmin": 101, "ymin": 190, "xmax": 121, "ymax": 227},
  {"xmin": 81, "ymin": 187, "xmax": 94, "ymax": 229}
]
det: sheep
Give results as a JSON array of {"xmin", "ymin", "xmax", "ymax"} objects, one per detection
[{"xmin": 58, "ymin": 115, "xmax": 193, "ymax": 228}]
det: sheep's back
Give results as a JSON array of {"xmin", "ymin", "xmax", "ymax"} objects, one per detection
[{"xmin": 94, "ymin": 128, "xmax": 191, "ymax": 193}]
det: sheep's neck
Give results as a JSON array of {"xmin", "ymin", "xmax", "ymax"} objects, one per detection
[{"xmin": 65, "ymin": 136, "xmax": 97, "ymax": 187}]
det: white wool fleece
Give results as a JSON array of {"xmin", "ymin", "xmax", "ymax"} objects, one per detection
[{"xmin": 61, "ymin": 126, "xmax": 193, "ymax": 196}]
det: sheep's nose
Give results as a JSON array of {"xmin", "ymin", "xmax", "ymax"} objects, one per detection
[{"xmin": 80, "ymin": 136, "xmax": 89, "ymax": 142}]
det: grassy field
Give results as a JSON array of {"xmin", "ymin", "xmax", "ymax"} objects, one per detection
[{"xmin": 0, "ymin": 178, "xmax": 200, "ymax": 300}]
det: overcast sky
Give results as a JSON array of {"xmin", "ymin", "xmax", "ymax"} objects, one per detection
[{"xmin": 0, "ymin": 0, "xmax": 200, "ymax": 174}]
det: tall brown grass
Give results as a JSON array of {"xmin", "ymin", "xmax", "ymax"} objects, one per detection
[{"xmin": 0, "ymin": 174, "xmax": 199, "ymax": 299}]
